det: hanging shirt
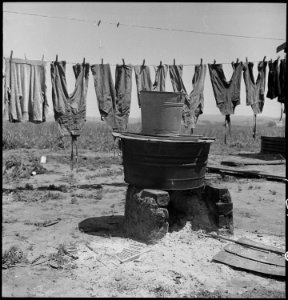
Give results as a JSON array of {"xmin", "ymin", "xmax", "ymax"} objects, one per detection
[
  {"xmin": 266, "ymin": 59, "xmax": 281, "ymax": 100},
  {"xmin": 51, "ymin": 61, "xmax": 90, "ymax": 136},
  {"xmin": 4, "ymin": 58, "xmax": 48, "ymax": 123},
  {"xmin": 242, "ymin": 60, "xmax": 267, "ymax": 114},
  {"xmin": 134, "ymin": 65, "xmax": 152, "ymax": 107},
  {"xmin": 208, "ymin": 62, "xmax": 243, "ymax": 116},
  {"xmin": 153, "ymin": 64, "xmax": 168, "ymax": 91}
]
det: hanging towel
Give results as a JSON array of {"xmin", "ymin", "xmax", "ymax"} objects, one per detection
[
  {"xmin": 51, "ymin": 61, "xmax": 90, "ymax": 136},
  {"xmin": 153, "ymin": 64, "xmax": 168, "ymax": 91},
  {"xmin": 266, "ymin": 59, "xmax": 281, "ymax": 100},
  {"xmin": 134, "ymin": 65, "xmax": 152, "ymax": 107},
  {"xmin": 4, "ymin": 57, "xmax": 48, "ymax": 123},
  {"xmin": 114, "ymin": 64, "xmax": 133, "ymax": 131},
  {"xmin": 278, "ymin": 58, "xmax": 287, "ymax": 113}
]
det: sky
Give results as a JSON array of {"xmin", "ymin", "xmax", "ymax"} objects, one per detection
[{"xmin": 3, "ymin": 2, "xmax": 287, "ymax": 120}]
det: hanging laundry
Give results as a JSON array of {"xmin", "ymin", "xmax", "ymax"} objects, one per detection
[
  {"xmin": 169, "ymin": 64, "xmax": 207, "ymax": 130},
  {"xmin": 91, "ymin": 63, "xmax": 133, "ymax": 131},
  {"xmin": 91, "ymin": 63, "xmax": 116, "ymax": 128},
  {"xmin": 153, "ymin": 64, "xmax": 168, "ymax": 91},
  {"xmin": 208, "ymin": 61, "xmax": 242, "ymax": 142},
  {"xmin": 266, "ymin": 59, "xmax": 281, "ymax": 100},
  {"xmin": 50, "ymin": 60, "xmax": 90, "ymax": 136},
  {"xmin": 114, "ymin": 64, "xmax": 133, "ymax": 131},
  {"xmin": 278, "ymin": 58, "xmax": 287, "ymax": 113},
  {"xmin": 242, "ymin": 60, "xmax": 267, "ymax": 114},
  {"xmin": 208, "ymin": 62, "xmax": 242, "ymax": 116},
  {"xmin": 134, "ymin": 65, "xmax": 152, "ymax": 107},
  {"xmin": 4, "ymin": 57, "xmax": 48, "ymax": 123},
  {"xmin": 242, "ymin": 59, "xmax": 267, "ymax": 138},
  {"xmin": 169, "ymin": 64, "xmax": 187, "ymax": 94},
  {"xmin": 186, "ymin": 64, "xmax": 207, "ymax": 128}
]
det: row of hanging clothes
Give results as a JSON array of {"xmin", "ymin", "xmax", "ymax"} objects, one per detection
[{"xmin": 3, "ymin": 55, "xmax": 287, "ymax": 140}]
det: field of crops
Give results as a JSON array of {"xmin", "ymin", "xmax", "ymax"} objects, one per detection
[{"xmin": 2, "ymin": 118, "xmax": 285, "ymax": 154}]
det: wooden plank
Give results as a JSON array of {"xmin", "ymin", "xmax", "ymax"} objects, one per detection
[
  {"xmin": 224, "ymin": 244, "xmax": 285, "ymax": 267},
  {"xmin": 213, "ymin": 250, "xmax": 285, "ymax": 277},
  {"xmin": 221, "ymin": 160, "xmax": 285, "ymax": 167},
  {"xmin": 206, "ymin": 166, "xmax": 286, "ymax": 183},
  {"xmin": 237, "ymin": 238, "xmax": 285, "ymax": 255}
]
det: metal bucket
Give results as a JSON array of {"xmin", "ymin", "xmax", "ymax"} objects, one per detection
[
  {"xmin": 140, "ymin": 91, "xmax": 185, "ymax": 135},
  {"xmin": 114, "ymin": 132, "xmax": 215, "ymax": 190}
]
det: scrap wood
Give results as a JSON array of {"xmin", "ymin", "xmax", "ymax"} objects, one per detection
[
  {"xmin": 213, "ymin": 250, "xmax": 285, "ymax": 277},
  {"xmin": 206, "ymin": 166, "xmax": 286, "ymax": 183},
  {"xmin": 85, "ymin": 243, "xmax": 108, "ymax": 267},
  {"xmin": 224, "ymin": 244, "xmax": 285, "ymax": 267},
  {"xmin": 116, "ymin": 248, "xmax": 151, "ymax": 264},
  {"xmin": 204, "ymin": 233, "xmax": 285, "ymax": 255},
  {"xmin": 221, "ymin": 160, "xmax": 285, "ymax": 167}
]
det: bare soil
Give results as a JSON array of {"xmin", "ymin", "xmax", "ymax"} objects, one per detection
[{"xmin": 2, "ymin": 148, "xmax": 286, "ymax": 297}]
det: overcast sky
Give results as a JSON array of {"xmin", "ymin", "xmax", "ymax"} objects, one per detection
[{"xmin": 3, "ymin": 2, "xmax": 287, "ymax": 120}]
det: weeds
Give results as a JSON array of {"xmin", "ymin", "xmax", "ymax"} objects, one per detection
[{"xmin": 2, "ymin": 246, "xmax": 28, "ymax": 269}]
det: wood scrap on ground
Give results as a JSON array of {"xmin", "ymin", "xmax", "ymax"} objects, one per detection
[
  {"xmin": 206, "ymin": 166, "xmax": 286, "ymax": 183},
  {"xmin": 221, "ymin": 159, "xmax": 285, "ymax": 167}
]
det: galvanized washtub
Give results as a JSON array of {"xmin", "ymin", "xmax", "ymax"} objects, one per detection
[{"xmin": 113, "ymin": 132, "xmax": 215, "ymax": 190}]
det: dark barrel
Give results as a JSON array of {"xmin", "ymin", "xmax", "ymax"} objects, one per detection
[
  {"xmin": 117, "ymin": 133, "xmax": 214, "ymax": 190},
  {"xmin": 261, "ymin": 136, "xmax": 286, "ymax": 156}
]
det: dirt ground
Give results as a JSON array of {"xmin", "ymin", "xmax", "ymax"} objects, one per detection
[{"xmin": 2, "ymin": 148, "xmax": 286, "ymax": 297}]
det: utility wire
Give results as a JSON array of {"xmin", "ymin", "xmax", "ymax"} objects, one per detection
[{"xmin": 3, "ymin": 10, "xmax": 285, "ymax": 41}]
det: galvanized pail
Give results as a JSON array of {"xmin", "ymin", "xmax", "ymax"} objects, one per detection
[{"xmin": 140, "ymin": 91, "xmax": 185, "ymax": 135}]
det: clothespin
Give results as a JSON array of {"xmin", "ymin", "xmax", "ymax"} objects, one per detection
[
  {"xmin": 83, "ymin": 57, "xmax": 85, "ymax": 65},
  {"xmin": 263, "ymin": 56, "xmax": 266, "ymax": 62},
  {"xmin": 117, "ymin": 22, "xmax": 120, "ymax": 27},
  {"xmin": 246, "ymin": 57, "xmax": 248, "ymax": 63},
  {"xmin": 213, "ymin": 59, "xmax": 216, "ymax": 64},
  {"xmin": 101, "ymin": 58, "xmax": 103, "ymax": 64},
  {"xmin": 142, "ymin": 59, "xmax": 145, "ymax": 67},
  {"xmin": 173, "ymin": 59, "xmax": 176, "ymax": 65},
  {"xmin": 200, "ymin": 58, "xmax": 203, "ymax": 65},
  {"xmin": 122, "ymin": 58, "xmax": 125, "ymax": 65},
  {"xmin": 41, "ymin": 55, "xmax": 44, "ymax": 64},
  {"xmin": 10, "ymin": 50, "xmax": 13, "ymax": 61},
  {"xmin": 97, "ymin": 20, "xmax": 101, "ymax": 26},
  {"xmin": 236, "ymin": 58, "xmax": 239, "ymax": 64},
  {"xmin": 56, "ymin": 54, "xmax": 58, "ymax": 62},
  {"xmin": 24, "ymin": 53, "xmax": 27, "ymax": 60},
  {"xmin": 160, "ymin": 61, "xmax": 162, "ymax": 66}
]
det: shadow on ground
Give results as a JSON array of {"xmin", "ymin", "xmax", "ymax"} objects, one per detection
[{"xmin": 78, "ymin": 215, "xmax": 125, "ymax": 238}]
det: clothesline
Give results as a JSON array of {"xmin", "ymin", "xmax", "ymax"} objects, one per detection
[
  {"xmin": 2, "ymin": 56, "xmax": 278, "ymax": 67},
  {"xmin": 3, "ymin": 10, "xmax": 285, "ymax": 41}
]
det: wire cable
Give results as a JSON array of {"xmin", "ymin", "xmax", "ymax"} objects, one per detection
[{"xmin": 3, "ymin": 10, "xmax": 285, "ymax": 41}]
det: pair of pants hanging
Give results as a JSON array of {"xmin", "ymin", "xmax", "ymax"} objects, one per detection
[
  {"xmin": 4, "ymin": 58, "xmax": 48, "ymax": 123},
  {"xmin": 243, "ymin": 60, "xmax": 267, "ymax": 138},
  {"xmin": 134, "ymin": 65, "xmax": 152, "ymax": 107},
  {"xmin": 91, "ymin": 64, "xmax": 133, "ymax": 131},
  {"xmin": 169, "ymin": 64, "xmax": 206, "ymax": 129},
  {"xmin": 153, "ymin": 64, "xmax": 168, "ymax": 91},
  {"xmin": 50, "ymin": 61, "xmax": 90, "ymax": 136},
  {"xmin": 208, "ymin": 62, "xmax": 242, "ymax": 142}
]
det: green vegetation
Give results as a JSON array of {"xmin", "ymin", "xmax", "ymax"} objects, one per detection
[{"xmin": 2, "ymin": 119, "xmax": 284, "ymax": 155}]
